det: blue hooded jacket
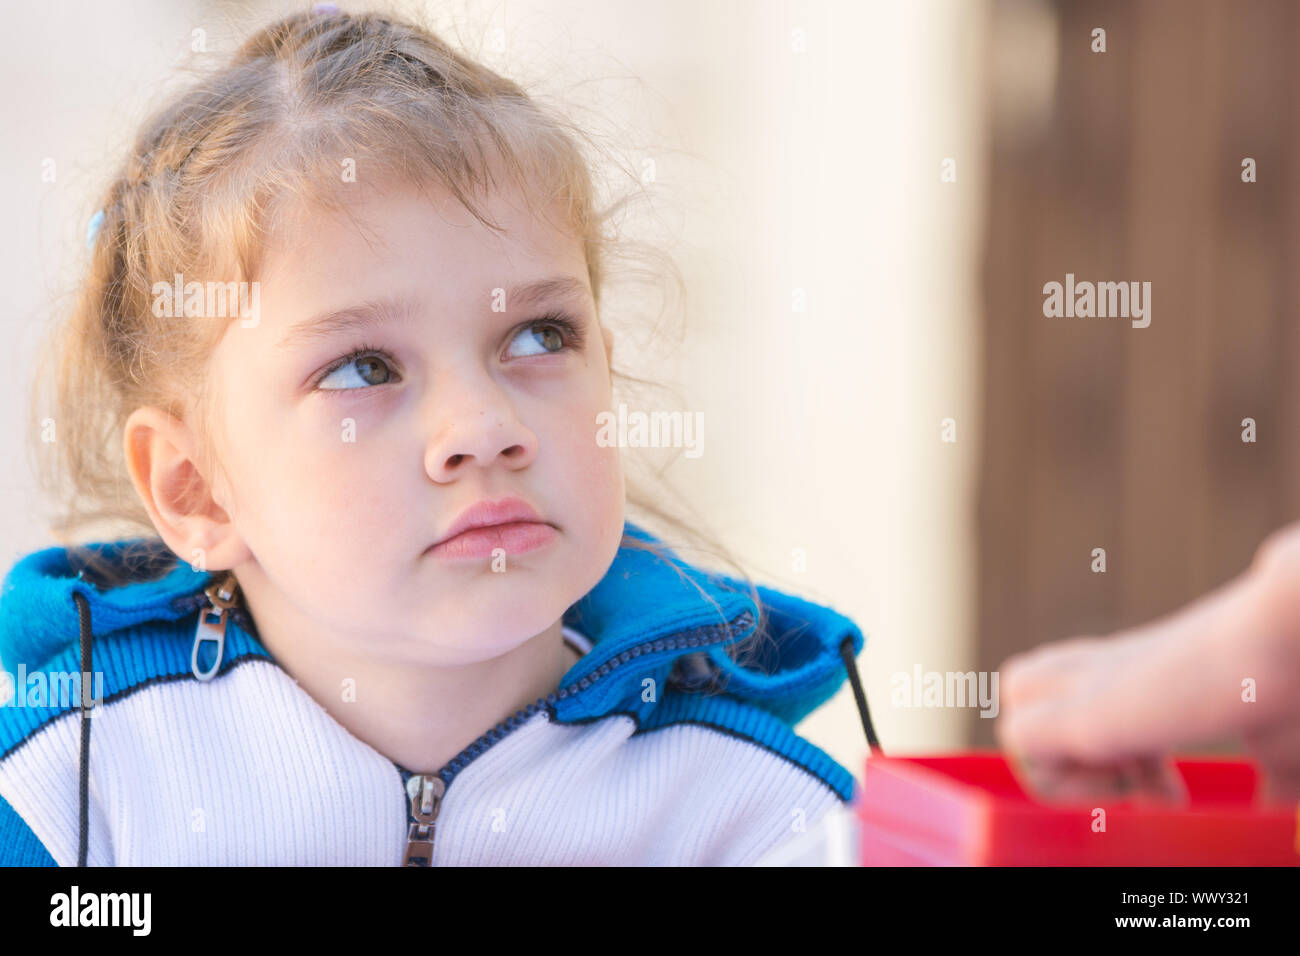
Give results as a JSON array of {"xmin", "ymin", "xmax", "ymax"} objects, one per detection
[{"xmin": 0, "ymin": 519, "xmax": 873, "ymax": 866}]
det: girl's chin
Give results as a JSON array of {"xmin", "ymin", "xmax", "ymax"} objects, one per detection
[{"xmin": 419, "ymin": 594, "xmax": 570, "ymax": 640}]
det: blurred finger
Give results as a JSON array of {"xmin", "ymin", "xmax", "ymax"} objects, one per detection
[
  {"xmin": 999, "ymin": 571, "xmax": 1276, "ymax": 762},
  {"xmin": 1012, "ymin": 753, "xmax": 1187, "ymax": 806},
  {"xmin": 1259, "ymin": 767, "xmax": 1300, "ymax": 804},
  {"xmin": 998, "ymin": 635, "xmax": 1108, "ymax": 710},
  {"xmin": 1243, "ymin": 719, "xmax": 1300, "ymax": 804}
]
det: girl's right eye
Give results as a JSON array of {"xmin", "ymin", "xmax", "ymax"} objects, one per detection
[{"xmin": 315, "ymin": 348, "xmax": 400, "ymax": 392}]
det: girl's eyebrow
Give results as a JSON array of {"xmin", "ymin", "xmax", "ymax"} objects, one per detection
[
  {"xmin": 274, "ymin": 275, "xmax": 591, "ymax": 351},
  {"xmin": 275, "ymin": 293, "xmax": 420, "ymax": 351},
  {"xmin": 506, "ymin": 275, "xmax": 590, "ymax": 311}
]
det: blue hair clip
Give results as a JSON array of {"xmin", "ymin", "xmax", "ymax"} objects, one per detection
[{"xmin": 85, "ymin": 208, "xmax": 105, "ymax": 251}]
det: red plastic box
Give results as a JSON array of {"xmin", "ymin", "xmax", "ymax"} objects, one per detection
[{"xmin": 856, "ymin": 750, "xmax": 1300, "ymax": 866}]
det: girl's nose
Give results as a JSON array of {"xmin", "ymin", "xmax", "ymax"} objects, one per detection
[{"xmin": 423, "ymin": 378, "xmax": 538, "ymax": 482}]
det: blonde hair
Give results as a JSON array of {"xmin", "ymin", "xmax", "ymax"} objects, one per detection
[{"xmin": 30, "ymin": 5, "xmax": 775, "ymax": 677}]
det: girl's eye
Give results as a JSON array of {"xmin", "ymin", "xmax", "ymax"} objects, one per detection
[
  {"xmin": 505, "ymin": 314, "xmax": 585, "ymax": 358},
  {"xmin": 312, "ymin": 314, "xmax": 584, "ymax": 393},
  {"xmin": 315, "ymin": 350, "xmax": 399, "ymax": 392}
]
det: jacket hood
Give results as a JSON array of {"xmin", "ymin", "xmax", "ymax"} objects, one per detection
[{"xmin": 0, "ymin": 519, "xmax": 867, "ymax": 729}]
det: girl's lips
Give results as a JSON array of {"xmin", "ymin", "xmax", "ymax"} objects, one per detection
[{"xmin": 426, "ymin": 521, "xmax": 557, "ymax": 560}]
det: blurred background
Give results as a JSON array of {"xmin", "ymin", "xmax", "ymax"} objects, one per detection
[{"xmin": 2, "ymin": 0, "xmax": 1291, "ymax": 788}]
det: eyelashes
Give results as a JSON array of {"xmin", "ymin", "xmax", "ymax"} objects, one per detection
[
  {"xmin": 312, "ymin": 340, "xmax": 393, "ymax": 392},
  {"xmin": 524, "ymin": 310, "xmax": 586, "ymax": 354},
  {"xmin": 310, "ymin": 311, "xmax": 587, "ymax": 393}
]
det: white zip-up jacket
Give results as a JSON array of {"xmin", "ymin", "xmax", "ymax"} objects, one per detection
[{"xmin": 0, "ymin": 520, "xmax": 870, "ymax": 866}]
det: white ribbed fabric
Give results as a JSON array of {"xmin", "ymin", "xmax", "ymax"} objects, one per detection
[{"xmin": 0, "ymin": 651, "xmax": 844, "ymax": 866}]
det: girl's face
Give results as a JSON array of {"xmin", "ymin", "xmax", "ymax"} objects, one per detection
[{"xmin": 206, "ymin": 177, "xmax": 625, "ymax": 664}]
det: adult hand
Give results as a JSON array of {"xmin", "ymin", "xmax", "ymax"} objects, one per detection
[{"xmin": 995, "ymin": 521, "xmax": 1300, "ymax": 802}]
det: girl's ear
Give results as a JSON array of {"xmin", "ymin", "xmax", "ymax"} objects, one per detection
[{"xmin": 122, "ymin": 406, "xmax": 251, "ymax": 572}]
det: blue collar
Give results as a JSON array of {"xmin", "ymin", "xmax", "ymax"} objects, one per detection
[{"xmin": 0, "ymin": 519, "xmax": 864, "ymax": 728}]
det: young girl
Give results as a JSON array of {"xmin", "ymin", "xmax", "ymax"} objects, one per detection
[{"xmin": 0, "ymin": 5, "xmax": 872, "ymax": 866}]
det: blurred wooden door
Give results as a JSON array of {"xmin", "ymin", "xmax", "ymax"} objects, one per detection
[{"xmin": 975, "ymin": 0, "xmax": 1300, "ymax": 746}]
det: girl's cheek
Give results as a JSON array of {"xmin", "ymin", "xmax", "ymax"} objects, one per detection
[
  {"xmin": 581, "ymin": 427, "xmax": 624, "ymax": 498},
  {"xmin": 571, "ymin": 397, "xmax": 615, "ymax": 461},
  {"xmin": 543, "ymin": 403, "xmax": 616, "ymax": 489}
]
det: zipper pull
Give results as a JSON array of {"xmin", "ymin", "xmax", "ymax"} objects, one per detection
[
  {"xmin": 402, "ymin": 773, "xmax": 445, "ymax": 867},
  {"xmin": 191, "ymin": 573, "xmax": 239, "ymax": 682}
]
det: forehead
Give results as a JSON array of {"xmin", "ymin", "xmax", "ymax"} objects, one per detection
[
  {"xmin": 257, "ymin": 176, "xmax": 587, "ymax": 301},
  {"xmin": 263, "ymin": 171, "xmax": 579, "ymax": 265}
]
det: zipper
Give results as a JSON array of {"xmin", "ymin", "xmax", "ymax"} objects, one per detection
[
  {"xmin": 174, "ymin": 577, "xmax": 751, "ymax": 863},
  {"xmin": 189, "ymin": 573, "xmax": 240, "ymax": 681},
  {"xmin": 402, "ymin": 773, "xmax": 445, "ymax": 866},
  {"xmin": 173, "ymin": 585, "xmax": 257, "ymax": 638},
  {"xmin": 395, "ymin": 607, "xmax": 753, "ymax": 866}
]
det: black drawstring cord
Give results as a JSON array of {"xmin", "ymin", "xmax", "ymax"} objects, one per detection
[
  {"xmin": 72, "ymin": 591, "xmax": 93, "ymax": 867},
  {"xmin": 840, "ymin": 635, "xmax": 881, "ymax": 753}
]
